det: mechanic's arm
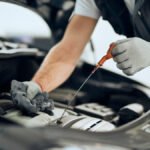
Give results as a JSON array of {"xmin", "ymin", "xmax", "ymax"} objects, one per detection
[{"xmin": 32, "ymin": 15, "xmax": 97, "ymax": 92}]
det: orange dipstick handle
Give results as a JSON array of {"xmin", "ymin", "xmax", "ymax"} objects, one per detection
[
  {"xmin": 97, "ymin": 43, "xmax": 116, "ymax": 66},
  {"xmin": 98, "ymin": 43, "xmax": 116, "ymax": 66},
  {"xmin": 92, "ymin": 43, "xmax": 116, "ymax": 74}
]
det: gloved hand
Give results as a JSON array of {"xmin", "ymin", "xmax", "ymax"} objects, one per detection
[
  {"xmin": 11, "ymin": 80, "xmax": 54, "ymax": 114},
  {"xmin": 23, "ymin": 81, "xmax": 42, "ymax": 100},
  {"xmin": 111, "ymin": 37, "xmax": 150, "ymax": 75}
]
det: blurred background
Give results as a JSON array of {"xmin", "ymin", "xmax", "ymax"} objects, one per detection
[{"xmin": 0, "ymin": 1, "xmax": 150, "ymax": 87}]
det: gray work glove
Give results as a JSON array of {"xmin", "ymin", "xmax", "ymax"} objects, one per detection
[
  {"xmin": 11, "ymin": 80, "xmax": 54, "ymax": 114},
  {"xmin": 111, "ymin": 37, "xmax": 150, "ymax": 76},
  {"xmin": 23, "ymin": 81, "xmax": 42, "ymax": 100}
]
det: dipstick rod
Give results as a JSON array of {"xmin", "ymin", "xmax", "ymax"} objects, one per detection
[
  {"xmin": 57, "ymin": 68, "xmax": 98, "ymax": 123},
  {"xmin": 57, "ymin": 43, "xmax": 116, "ymax": 124}
]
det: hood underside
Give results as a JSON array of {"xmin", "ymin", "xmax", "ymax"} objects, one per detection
[{"xmin": 0, "ymin": 0, "xmax": 75, "ymax": 29}]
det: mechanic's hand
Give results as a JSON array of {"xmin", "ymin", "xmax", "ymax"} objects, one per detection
[
  {"xmin": 111, "ymin": 37, "xmax": 150, "ymax": 75},
  {"xmin": 23, "ymin": 81, "xmax": 42, "ymax": 100},
  {"xmin": 11, "ymin": 80, "xmax": 54, "ymax": 114}
]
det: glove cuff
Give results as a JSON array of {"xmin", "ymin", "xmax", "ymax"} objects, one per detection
[
  {"xmin": 32, "ymin": 81, "xmax": 42, "ymax": 92},
  {"xmin": 31, "ymin": 80, "xmax": 43, "ymax": 92}
]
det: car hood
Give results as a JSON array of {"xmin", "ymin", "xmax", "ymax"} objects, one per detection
[{"xmin": 0, "ymin": 0, "xmax": 74, "ymax": 28}]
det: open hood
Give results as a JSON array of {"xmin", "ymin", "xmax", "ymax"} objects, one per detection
[{"xmin": 0, "ymin": 0, "xmax": 75, "ymax": 29}]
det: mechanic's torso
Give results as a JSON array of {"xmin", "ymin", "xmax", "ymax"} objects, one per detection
[{"xmin": 95, "ymin": 0, "xmax": 150, "ymax": 41}]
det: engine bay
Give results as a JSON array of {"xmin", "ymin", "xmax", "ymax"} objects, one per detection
[
  {"xmin": 0, "ymin": 41, "xmax": 150, "ymax": 150},
  {"xmin": 0, "ymin": 39, "xmax": 150, "ymax": 133},
  {"xmin": 1, "ymin": 67, "xmax": 150, "ymax": 134}
]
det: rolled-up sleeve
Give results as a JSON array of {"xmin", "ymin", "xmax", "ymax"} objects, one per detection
[{"xmin": 73, "ymin": 0, "xmax": 101, "ymax": 20}]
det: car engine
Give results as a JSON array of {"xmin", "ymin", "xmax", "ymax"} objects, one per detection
[{"xmin": 0, "ymin": 40, "xmax": 149, "ymax": 135}]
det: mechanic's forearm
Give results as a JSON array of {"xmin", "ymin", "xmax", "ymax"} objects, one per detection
[
  {"xmin": 32, "ymin": 42, "xmax": 81, "ymax": 92},
  {"xmin": 33, "ymin": 15, "xmax": 97, "ymax": 92}
]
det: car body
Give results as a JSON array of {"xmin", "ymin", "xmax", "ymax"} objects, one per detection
[{"xmin": 0, "ymin": 1, "xmax": 150, "ymax": 150}]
